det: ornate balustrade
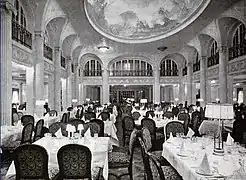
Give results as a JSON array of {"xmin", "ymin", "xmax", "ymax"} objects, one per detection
[
  {"xmin": 207, "ymin": 52, "xmax": 219, "ymax": 67},
  {"xmin": 109, "ymin": 70, "xmax": 153, "ymax": 77}
]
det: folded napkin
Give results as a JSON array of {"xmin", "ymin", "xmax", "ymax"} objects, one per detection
[
  {"xmin": 226, "ymin": 133, "xmax": 234, "ymax": 146},
  {"xmin": 167, "ymin": 132, "xmax": 174, "ymax": 142},
  {"xmin": 55, "ymin": 128, "xmax": 63, "ymax": 138},
  {"xmin": 186, "ymin": 128, "xmax": 195, "ymax": 138},
  {"xmin": 148, "ymin": 114, "xmax": 152, "ymax": 118},
  {"xmin": 84, "ymin": 127, "xmax": 92, "ymax": 138},
  {"xmin": 198, "ymin": 153, "xmax": 211, "ymax": 175}
]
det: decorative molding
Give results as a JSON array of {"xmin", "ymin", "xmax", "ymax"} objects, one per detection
[
  {"xmin": 207, "ymin": 66, "xmax": 219, "ymax": 78},
  {"xmin": 44, "ymin": 61, "xmax": 54, "ymax": 73},
  {"xmin": 109, "ymin": 77, "xmax": 154, "ymax": 85},
  {"xmin": 0, "ymin": 1, "xmax": 16, "ymax": 15},
  {"xmin": 61, "ymin": 68, "xmax": 67, "ymax": 78},
  {"xmin": 82, "ymin": 77, "xmax": 103, "ymax": 85},
  {"xmin": 219, "ymin": 46, "xmax": 228, "ymax": 53},
  {"xmin": 12, "ymin": 44, "xmax": 32, "ymax": 66},
  {"xmin": 159, "ymin": 77, "xmax": 180, "ymax": 84},
  {"xmin": 228, "ymin": 58, "xmax": 246, "ymax": 75},
  {"xmin": 193, "ymin": 72, "xmax": 200, "ymax": 81}
]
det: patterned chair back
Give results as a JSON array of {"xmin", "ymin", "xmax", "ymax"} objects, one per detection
[
  {"xmin": 141, "ymin": 127, "xmax": 152, "ymax": 152},
  {"xmin": 34, "ymin": 119, "xmax": 44, "ymax": 142},
  {"xmin": 90, "ymin": 119, "xmax": 104, "ymax": 137},
  {"xmin": 83, "ymin": 122, "xmax": 101, "ymax": 137},
  {"xmin": 49, "ymin": 110, "xmax": 58, "ymax": 117},
  {"xmin": 178, "ymin": 113, "xmax": 190, "ymax": 121},
  {"xmin": 148, "ymin": 154, "xmax": 165, "ymax": 180},
  {"xmin": 163, "ymin": 111, "xmax": 174, "ymax": 119},
  {"xmin": 98, "ymin": 112, "xmax": 110, "ymax": 121},
  {"xmin": 146, "ymin": 111, "xmax": 155, "ymax": 118},
  {"xmin": 84, "ymin": 112, "xmax": 96, "ymax": 121},
  {"xmin": 132, "ymin": 111, "xmax": 141, "ymax": 120},
  {"xmin": 172, "ymin": 107, "xmax": 180, "ymax": 117},
  {"xmin": 49, "ymin": 122, "xmax": 68, "ymax": 137},
  {"xmin": 12, "ymin": 113, "xmax": 19, "ymax": 125},
  {"xmin": 61, "ymin": 113, "xmax": 68, "ymax": 123},
  {"xmin": 141, "ymin": 118, "xmax": 156, "ymax": 141},
  {"xmin": 122, "ymin": 116, "xmax": 135, "ymax": 132},
  {"xmin": 57, "ymin": 144, "xmax": 92, "ymax": 179},
  {"xmin": 69, "ymin": 119, "xmax": 85, "ymax": 132},
  {"xmin": 21, "ymin": 123, "xmax": 34, "ymax": 144},
  {"xmin": 165, "ymin": 121, "xmax": 184, "ymax": 139},
  {"xmin": 13, "ymin": 144, "xmax": 49, "ymax": 180},
  {"xmin": 21, "ymin": 115, "xmax": 34, "ymax": 126}
]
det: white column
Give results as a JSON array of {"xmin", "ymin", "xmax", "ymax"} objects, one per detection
[
  {"xmin": 153, "ymin": 69, "xmax": 160, "ymax": 103},
  {"xmin": 26, "ymin": 67, "xmax": 34, "ymax": 115},
  {"xmin": 66, "ymin": 57, "xmax": 72, "ymax": 108},
  {"xmin": 179, "ymin": 78, "xmax": 185, "ymax": 103},
  {"xmin": 73, "ymin": 64, "xmax": 79, "ymax": 106},
  {"xmin": 0, "ymin": 1, "xmax": 15, "ymax": 125},
  {"xmin": 200, "ymin": 56, "xmax": 207, "ymax": 107},
  {"xmin": 34, "ymin": 31, "xmax": 44, "ymax": 117},
  {"xmin": 48, "ymin": 74, "xmax": 55, "ymax": 110},
  {"xmin": 206, "ymin": 80, "xmax": 212, "ymax": 103},
  {"xmin": 54, "ymin": 47, "xmax": 61, "ymax": 112},
  {"xmin": 102, "ymin": 68, "xmax": 109, "ymax": 104},
  {"xmin": 219, "ymin": 46, "xmax": 228, "ymax": 103},
  {"xmin": 187, "ymin": 62, "xmax": 193, "ymax": 105},
  {"xmin": 227, "ymin": 76, "xmax": 233, "ymax": 104},
  {"xmin": 19, "ymin": 82, "xmax": 23, "ymax": 104}
]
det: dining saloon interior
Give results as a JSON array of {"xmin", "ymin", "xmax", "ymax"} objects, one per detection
[{"xmin": 1, "ymin": 0, "xmax": 246, "ymax": 179}]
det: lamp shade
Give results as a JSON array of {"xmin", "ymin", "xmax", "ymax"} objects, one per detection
[
  {"xmin": 72, "ymin": 99, "xmax": 78, "ymax": 103},
  {"xmin": 205, "ymin": 104, "xmax": 234, "ymax": 119},
  {"xmin": 140, "ymin": 99, "xmax": 147, "ymax": 103},
  {"xmin": 36, "ymin": 100, "xmax": 45, "ymax": 106}
]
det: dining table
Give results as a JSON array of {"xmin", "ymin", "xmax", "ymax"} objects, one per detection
[
  {"xmin": 162, "ymin": 137, "xmax": 246, "ymax": 180},
  {"xmin": 6, "ymin": 136, "xmax": 110, "ymax": 180}
]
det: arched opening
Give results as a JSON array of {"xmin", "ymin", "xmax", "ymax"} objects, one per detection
[
  {"xmin": 160, "ymin": 59, "xmax": 178, "ymax": 76},
  {"xmin": 84, "ymin": 60, "xmax": 102, "ymax": 76},
  {"xmin": 207, "ymin": 39, "xmax": 219, "ymax": 67}
]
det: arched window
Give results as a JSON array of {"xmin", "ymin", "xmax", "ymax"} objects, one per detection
[
  {"xmin": 193, "ymin": 52, "xmax": 200, "ymax": 72},
  {"xmin": 160, "ymin": 59, "xmax": 178, "ymax": 76},
  {"xmin": 84, "ymin": 60, "xmax": 102, "ymax": 76},
  {"xmin": 109, "ymin": 59, "xmax": 153, "ymax": 76},
  {"xmin": 229, "ymin": 23, "xmax": 246, "ymax": 60},
  {"xmin": 207, "ymin": 40, "xmax": 219, "ymax": 67},
  {"xmin": 12, "ymin": 0, "xmax": 26, "ymax": 28}
]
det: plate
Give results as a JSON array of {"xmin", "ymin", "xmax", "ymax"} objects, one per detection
[
  {"xmin": 177, "ymin": 152, "xmax": 188, "ymax": 157},
  {"xmin": 196, "ymin": 169, "xmax": 213, "ymax": 176}
]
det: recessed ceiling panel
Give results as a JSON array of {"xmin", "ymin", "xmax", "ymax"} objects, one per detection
[{"xmin": 84, "ymin": 0, "xmax": 211, "ymax": 43}]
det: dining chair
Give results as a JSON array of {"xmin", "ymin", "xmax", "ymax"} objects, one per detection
[
  {"xmin": 49, "ymin": 122, "xmax": 68, "ymax": 137},
  {"xmin": 163, "ymin": 112, "xmax": 174, "ymax": 119},
  {"xmin": 83, "ymin": 122, "xmax": 101, "ymax": 137},
  {"xmin": 98, "ymin": 111, "xmax": 110, "ymax": 121},
  {"xmin": 49, "ymin": 110, "xmax": 58, "ymax": 117},
  {"xmin": 90, "ymin": 119, "xmax": 104, "ymax": 137},
  {"xmin": 108, "ymin": 128, "xmax": 140, "ymax": 180},
  {"xmin": 12, "ymin": 113, "xmax": 19, "ymax": 125},
  {"xmin": 146, "ymin": 110, "xmax": 155, "ymax": 118},
  {"xmin": 141, "ymin": 118, "xmax": 164, "ymax": 146},
  {"xmin": 33, "ymin": 119, "xmax": 44, "ymax": 142},
  {"xmin": 191, "ymin": 111, "xmax": 202, "ymax": 136},
  {"xmin": 21, "ymin": 123, "xmax": 34, "ymax": 145},
  {"xmin": 84, "ymin": 112, "xmax": 96, "ymax": 121},
  {"xmin": 172, "ymin": 107, "xmax": 180, "ymax": 117},
  {"xmin": 61, "ymin": 113, "xmax": 68, "ymax": 123},
  {"xmin": 69, "ymin": 119, "xmax": 85, "ymax": 131},
  {"xmin": 132, "ymin": 111, "xmax": 141, "ymax": 120},
  {"xmin": 57, "ymin": 144, "xmax": 94, "ymax": 180},
  {"xmin": 13, "ymin": 144, "xmax": 50, "ymax": 180},
  {"xmin": 165, "ymin": 121, "xmax": 184, "ymax": 139},
  {"xmin": 178, "ymin": 113, "xmax": 190, "ymax": 135},
  {"xmin": 17, "ymin": 112, "xmax": 23, "ymax": 120},
  {"xmin": 122, "ymin": 116, "xmax": 136, "ymax": 146},
  {"xmin": 21, "ymin": 115, "xmax": 34, "ymax": 126}
]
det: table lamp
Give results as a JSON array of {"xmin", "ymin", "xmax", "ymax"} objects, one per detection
[{"xmin": 205, "ymin": 103, "xmax": 234, "ymax": 155}]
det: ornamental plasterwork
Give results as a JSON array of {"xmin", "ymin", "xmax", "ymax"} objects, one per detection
[
  {"xmin": 159, "ymin": 77, "xmax": 180, "ymax": 84},
  {"xmin": 61, "ymin": 68, "xmax": 67, "ymax": 78},
  {"xmin": 193, "ymin": 72, "xmax": 200, "ymax": 81},
  {"xmin": 109, "ymin": 77, "xmax": 154, "ymax": 85},
  {"xmin": 228, "ymin": 58, "xmax": 246, "ymax": 75},
  {"xmin": 82, "ymin": 77, "xmax": 102, "ymax": 85},
  {"xmin": 44, "ymin": 61, "xmax": 54, "ymax": 74},
  {"xmin": 12, "ymin": 45, "xmax": 32, "ymax": 67},
  {"xmin": 207, "ymin": 66, "xmax": 219, "ymax": 78}
]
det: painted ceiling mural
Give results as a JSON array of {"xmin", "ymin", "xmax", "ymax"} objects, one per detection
[{"xmin": 84, "ymin": 0, "xmax": 210, "ymax": 43}]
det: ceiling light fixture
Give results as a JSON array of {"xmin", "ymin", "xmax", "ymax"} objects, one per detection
[
  {"xmin": 157, "ymin": 46, "xmax": 168, "ymax": 52},
  {"xmin": 97, "ymin": 37, "xmax": 110, "ymax": 52}
]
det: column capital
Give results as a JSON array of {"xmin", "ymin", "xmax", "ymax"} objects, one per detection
[
  {"xmin": 54, "ymin": 46, "xmax": 61, "ymax": 52},
  {"xmin": 219, "ymin": 46, "xmax": 228, "ymax": 53},
  {"xmin": 0, "ymin": 1, "xmax": 16, "ymax": 15},
  {"xmin": 34, "ymin": 31, "xmax": 44, "ymax": 39},
  {"xmin": 201, "ymin": 56, "xmax": 207, "ymax": 60}
]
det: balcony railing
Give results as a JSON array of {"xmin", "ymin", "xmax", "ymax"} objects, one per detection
[
  {"xmin": 61, "ymin": 56, "xmax": 65, "ymax": 68},
  {"xmin": 110, "ymin": 70, "xmax": 153, "ymax": 77},
  {"xmin": 207, "ymin": 52, "xmax": 219, "ymax": 68},
  {"xmin": 160, "ymin": 70, "xmax": 178, "ymax": 76},
  {"xmin": 84, "ymin": 70, "xmax": 102, "ymax": 76},
  {"xmin": 229, "ymin": 43, "xmax": 246, "ymax": 61},
  {"xmin": 43, "ymin": 44, "xmax": 53, "ymax": 61},
  {"xmin": 193, "ymin": 61, "xmax": 200, "ymax": 72},
  {"xmin": 12, "ymin": 21, "xmax": 32, "ymax": 49},
  {"xmin": 182, "ymin": 67, "xmax": 187, "ymax": 76}
]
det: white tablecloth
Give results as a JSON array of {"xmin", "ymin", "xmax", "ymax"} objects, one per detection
[
  {"xmin": 6, "ymin": 136, "xmax": 110, "ymax": 180},
  {"xmin": 162, "ymin": 137, "xmax": 246, "ymax": 180}
]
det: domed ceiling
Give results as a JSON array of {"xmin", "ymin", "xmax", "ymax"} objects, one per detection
[{"xmin": 84, "ymin": 0, "xmax": 211, "ymax": 43}]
